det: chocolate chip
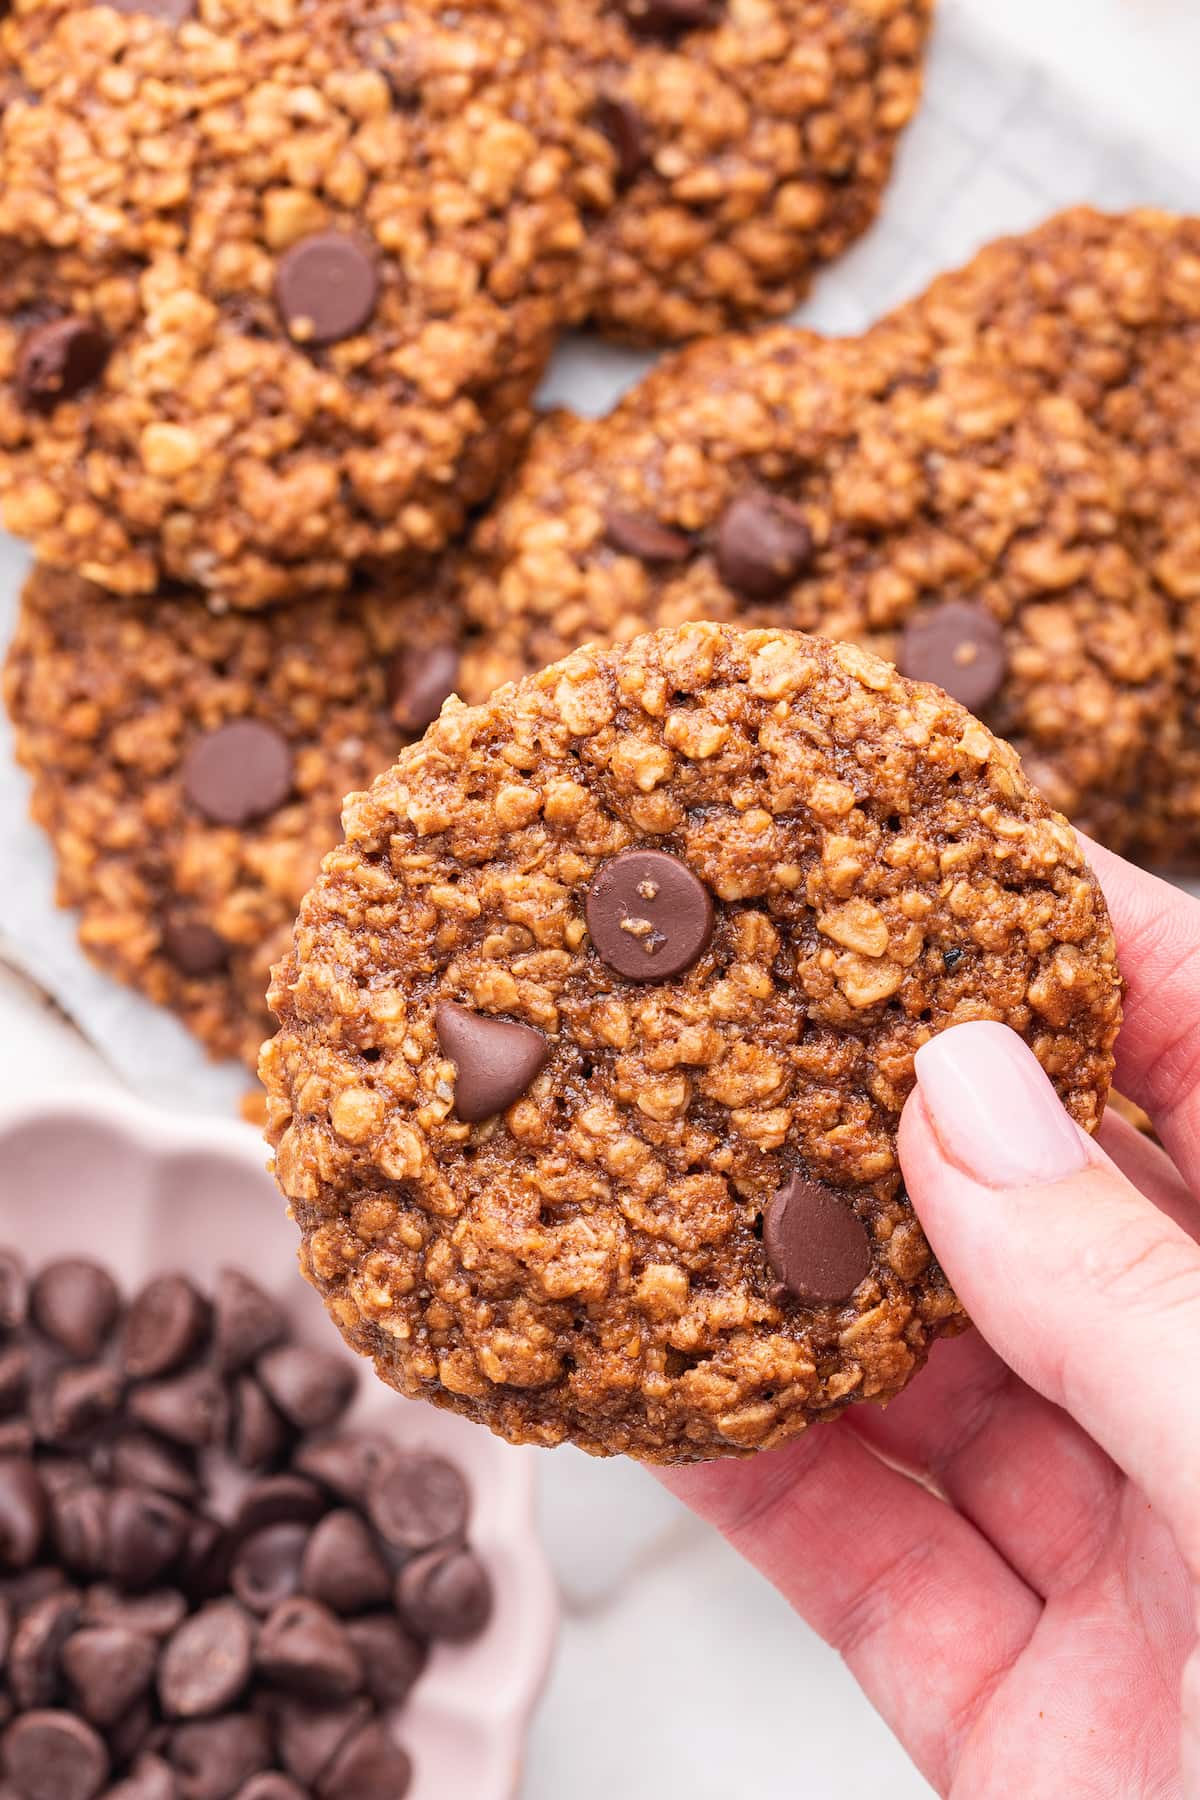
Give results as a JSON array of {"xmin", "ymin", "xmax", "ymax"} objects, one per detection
[
  {"xmin": 255, "ymin": 1349, "xmax": 356, "ymax": 1435},
  {"xmin": 30, "ymin": 1262, "xmax": 119, "ymax": 1361},
  {"xmin": 82, "ymin": 1585, "xmax": 186, "ymax": 1639},
  {"xmin": 10, "ymin": 1588, "xmax": 80, "ymax": 1708},
  {"xmin": 300, "ymin": 1510, "xmax": 390, "ymax": 1616},
  {"xmin": 49, "ymin": 1484, "xmax": 108, "ymax": 1579},
  {"xmin": 344, "ymin": 1615, "xmax": 425, "ymax": 1710},
  {"xmin": 106, "ymin": 0, "xmax": 198, "ymax": 23},
  {"xmin": 942, "ymin": 946, "xmax": 964, "ymax": 973},
  {"xmin": 121, "ymin": 1275, "xmax": 208, "ymax": 1380},
  {"xmin": 618, "ymin": 0, "xmax": 715, "ymax": 35},
  {"xmin": 105, "ymin": 1753, "xmax": 176, "ymax": 1800},
  {"xmin": 159, "ymin": 919, "xmax": 229, "ymax": 979},
  {"xmin": 0, "ymin": 1347, "xmax": 29, "ymax": 1413},
  {"xmin": 586, "ymin": 848, "xmax": 715, "ymax": 982},
  {"xmin": 213, "ymin": 1271, "xmax": 287, "ymax": 1376},
  {"xmin": 105, "ymin": 1488, "xmax": 190, "ymax": 1592},
  {"xmin": 271, "ymin": 1695, "xmax": 370, "ymax": 1788},
  {"xmin": 106, "ymin": 1695, "xmax": 159, "ymax": 1768},
  {"xmin": 228, "ymin": 1377, "xmax": 289, "ymax": 1472},
  {"xmin": 237, "ymin": 1777, "xmax": 307, "ymax": 1800},
  {"xmin": 293, "ymin": 1433, "xmax": 393, "ymax": 1510},
  {"xmin": 38, "ymin": 1365, "xmax": 122, "ymax": 1445},
  {"xmin": 366, "ymin": 1452, "xmax": 468, "ymax": 1554},
  {"xmin": 15, "ymin": 319, "xmax": 110, "ymax": 413},
  {"xmin": 229, "ymin": 1524, "xmax": 306, "ymax": 1617},
  {"xmin": 0, "ymin": 1251, "xmax": 29, "ymax": 1332},
  {"xmin": 181, "ymin": 722, "xmax": 293, "ymax": 829},
  {"xmin": 603, "ymin": 508, "xmax": 691, "ymax": 563},
  {"xmin": 0, "ymin": 1419, "xmax": 34, "ymax": 1457},
  {"xmin": 168, "ymin": 1714, "xmax": 271, "ymax": 1800},
  {"xmin": 233, "ymin": 1476, "xmax": 325, "ymax": 1540},
  {"xmin": 434, "ymin": 1002, "xmax": 550, "ymax": 1123},
  {"xmin": 715, "ymin": 491, "xmax": 813, "ymax": 598},
  {"xmin": 177, "ymin": 1516, "xmax": 233, "ymax": 1606},
  {"xmin": 3, "ymin": 1710, "xmax": 109, "ymax": 1800},
  {"xmin": 159, "ymin": 1599, "xmax": 254, "ymax": 1719},
  {"xmin": 62, "ymin": 1626, "xmax": 158, "ymax": 1727},
  {"xmin": 109, "ymin": 1433, "xmax": 199, "ymax": 1504},
  {"xmin": 1, "ymin": 1566, "xmax": 68, "ymax": 1617},
  {"xmin": 898, "ymin": 599, "xmax": 1008, "ymax": 716},
  {"xmin": 129, "ymin": 1369, "xmax": 225, "ymax": 1449},
  {"xmin": 387, "ymin": 643, "xmax": 460, "ymax": 734},
  {"xmin": 763, "ymin": 1173, "xmax": 872, "ymax": 1307},
  {"xmin": 314, "ymin": 1720, "xmax": 412, "ymax": 1800},
  {"xmin": 395, "ymin": 1544, "xmax": 492, "ymax": 1643},
  {"xmin": 254, "ymin": 1598, "xmax": 362, "ymax": 1703},
  {"xmin": 275, "ymin": 232, "xmax": 379, "ymax": 347},
  {"xmin": 594, "ymin": 95, "xmax": 650, "ymax": 189},
  {"xmin": 0, "ymin": 1460, "xmax": 46, "ymax": 1570}
]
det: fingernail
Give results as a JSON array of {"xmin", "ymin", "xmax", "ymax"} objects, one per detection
[{"xmin": 914, "ymin": 1020, "xmax": 1090, "ymax": 1189}]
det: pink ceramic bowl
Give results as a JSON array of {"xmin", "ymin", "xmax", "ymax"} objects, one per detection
[{"xmin": 0, "ymin": 1088, "xmax": 557, "ymax": 1800}]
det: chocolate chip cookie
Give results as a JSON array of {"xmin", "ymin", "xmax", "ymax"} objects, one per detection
[
  {"xmin": 454, "ymin": 328, "xmax": 1177, "ymax": 859},
  {"xmin": 0, "ymin": 0, "xmax": 613, "ymax": 606},
  {"xmin": 261, "ymin": 623, "xmax": 1121, "ymax": 1462},
  {"xmin": 3, "ymin": 564, "xmax": 460, "ymax": 1068},
  {"xmin": 577, "ymin": 0, "xmax": 932, "ymax": 342},
  {"xmin": 881, "ymin": 207, "xmax": 1200, "ymax": 859}
]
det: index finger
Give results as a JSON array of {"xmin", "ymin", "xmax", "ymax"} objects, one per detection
[{"xmin": 1083, "ymin": 838, "xmax": 1200, "ymax": 1190}]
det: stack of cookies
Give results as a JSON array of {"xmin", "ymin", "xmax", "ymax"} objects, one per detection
[
  {"xmin": 0, "ymin": 0, "xmax": 933, "ymax": 1076},
  {"xmin": 0, "ymin": 1, "xmax": 1171, "ymax": 1470}
]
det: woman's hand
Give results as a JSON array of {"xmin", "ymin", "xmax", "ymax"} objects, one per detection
[{"xmin": 661, "ymin": 843, "xmax": 1200, "ymax": 1799}]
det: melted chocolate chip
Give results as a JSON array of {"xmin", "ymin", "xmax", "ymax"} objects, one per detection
[
  {"xmin": 387, "ymin": 643, "xmax": 460, "ymax": 734},
  {"xmin": 275, "ymin": 232, "xmax": 380, "ymax": 347},
  {"xmin": 15, "ymin": 319, "xmax": 109, "ymax": 412},
  {"xmin": 898, "ymin": 600, "xmax": 1008, "ymax": 716},
  {"xmin": 763, "ymin": 1174, "xmax": 872, "ymax": 1307},
  {"xmin": 160, "ymin": 919, "xmax": 229, "ymax": 979},
  {"xmin": 181, "ymin": 721, "xmax": 293, "ymax": 828},
  {"xmin": 585, "ymin": 848, "xmax": 715, "ymax": 982},
  {"xmin": 594, "ymin": 95, "xmax": 650, "ymax": 188},
  {"xmin": 604, "ymin": 508, "xmax": 692, "ymax": 563},
  {"xmin": 434, "ymin": 1002, "xmax": 550, "ymax": 1123},
  {"xmin": 716, "ymin": 491, "xmax": 814, "ymax": 598}
]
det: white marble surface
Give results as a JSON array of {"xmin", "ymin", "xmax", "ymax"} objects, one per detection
[{"xmin": 1, "ymin": 4, "xmax": 1198, "ymax": 1796}]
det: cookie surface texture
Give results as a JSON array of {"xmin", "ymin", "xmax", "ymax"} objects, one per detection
[
  {"xmin": 0, "ymin": 0, "xmax": 613, "ymax": 604},
  {"xmin": 262, "ymin": 623, "xmax": 1120, "ymax": 1462},
  {"xmin": 3, "ymin": 564, "xmax": 454, "ymax": 1067},
  {"xmin": 578, "ymin": 0, "xmax": 933, "ymax": 342}
]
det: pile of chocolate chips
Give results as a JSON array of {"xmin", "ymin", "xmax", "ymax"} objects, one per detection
[{"xmin": 0, "ymin": 1250, "xmax": 493, "ymax": 1800}]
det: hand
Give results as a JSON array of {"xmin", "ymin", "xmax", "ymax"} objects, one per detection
[{"xmin": 661, "ymin": 842, "xmax": 1199, "ymax": 1800}]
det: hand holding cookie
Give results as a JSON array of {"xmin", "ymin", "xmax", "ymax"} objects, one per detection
[{"xmin": 661, "ymin": 845, "xmax": 1200, "ymax": 1799}]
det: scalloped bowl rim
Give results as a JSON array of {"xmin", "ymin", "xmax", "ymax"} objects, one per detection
[{"xmin": 0, "ymin": 1085, "xmax": 558, "ymax": 1800}]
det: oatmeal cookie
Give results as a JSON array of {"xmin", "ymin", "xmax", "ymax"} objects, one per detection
[
  {"xmin": 0, "ymin": 0, "xmax": 614, "ymax": 606},
  {"xmin": 3, "ymin": 564, "xmax": 461, "ymax": 1068},
  {"xmin": 576, "ymin": 0, "xmax": 932, "ymax": 343},
  {"xmin": 882, "ymin": 208, "xmax": 1200, "ymax": 857},
  {"xmin": 261, "ymin": 623, "xmax": 1121, "ymax": 1462},
  {"xmin": 454, "ymin": 327, "xmax": 1177, "ymax": 859}
]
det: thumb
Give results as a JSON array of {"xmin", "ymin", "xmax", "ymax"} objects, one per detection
[{"xmin": 900, "ymin": 1021, "xmax": 1200, "ymax": 1582}]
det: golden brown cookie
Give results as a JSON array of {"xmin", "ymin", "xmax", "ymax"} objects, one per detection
[
  {"xmin": 452, "ymin": 326, "xmax": 1177, "ymax": 859},
  {"xmin": 4, "ymin": 564, "xmax": 461, "ymax": 1068},
  {"xmin": 881, "ymin": 207, "xmax": 1200, "ymax": 860},
  {"xmin": 576, "ymin": 0, "xmax": 933, "ymax": 342},
  {"xmin": 0, "ymin": 0, "xmax": 614, "ymax": 606},
  {"xmin": 262, "ymin": 623, "xmax": 1121, "ymax": 1462}
]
